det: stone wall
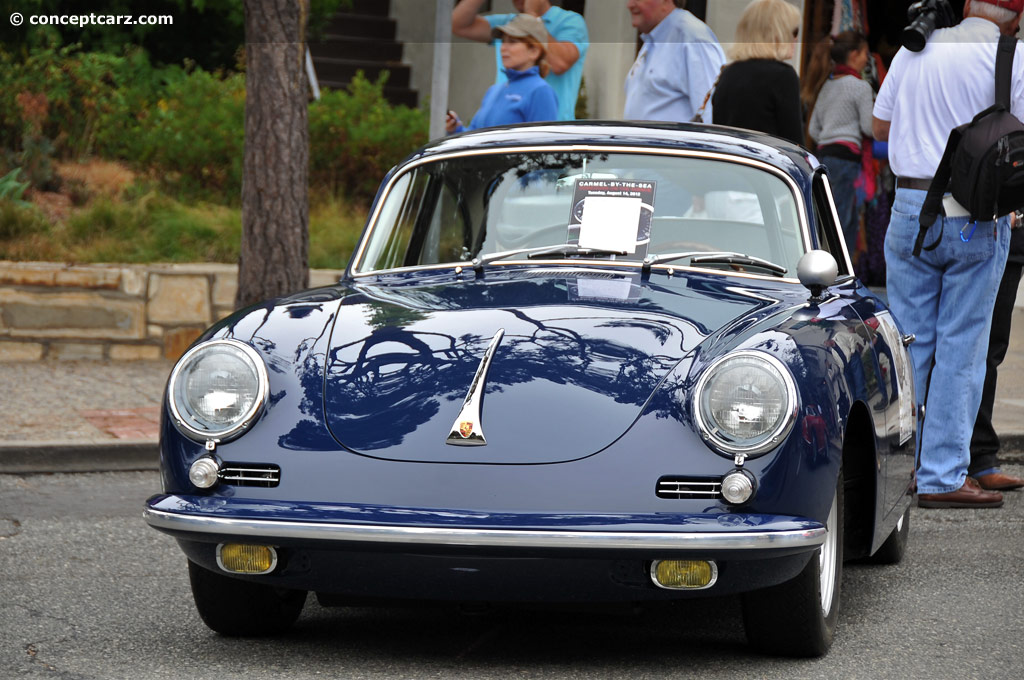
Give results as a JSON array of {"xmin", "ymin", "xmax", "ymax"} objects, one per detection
[{"xmin": 0, "ymin": 261, "xmax": 345, "ymax": 361}]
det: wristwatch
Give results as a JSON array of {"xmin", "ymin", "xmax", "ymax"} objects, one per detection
[{"xmin": 1015, "ymin": 209, "xmax": 1024, "ymax": 229}]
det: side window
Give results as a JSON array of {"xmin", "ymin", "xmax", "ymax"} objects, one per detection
[
  {"xmin": 811, "ymin": 169, "xmax": 852, "ymax": 276},
  {"xmin": 361, "ymin": 172, "xmax": 471, "ymax": 270},
  {"xmin": 418, "ymin": 182, "xmax": 470, "ymax": 266},
  {"xmin": 361, "ymin": 172, "xmax": 429, "ymax": 272}
]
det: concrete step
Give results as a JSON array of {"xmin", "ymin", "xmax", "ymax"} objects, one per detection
[
  {"xmin": 319, "ymin": 80, "xmax": 418, "ymax": 108},
  {"xmin": 346, "ymin": 0, "xmax": 391, "ymax": 16},
  {"xmin": 309, "ymin": 36, "xmax": 404, "ymax": 62},
  {"xmin": 314, "ymin": 57, "xmax": 410, "ymax": 89},
  {"xmin": 324, "ymin": 13, "xmax": 397, "ymax": 40}
]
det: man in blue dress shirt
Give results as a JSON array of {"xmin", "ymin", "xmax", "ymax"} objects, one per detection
[
  {"xmin": 623, "ymin": 0, "xmax": 726, "ymax": 123},
  {"xmin": 452, "ymin": 0, "xmax": 589, "ymax": 121}
]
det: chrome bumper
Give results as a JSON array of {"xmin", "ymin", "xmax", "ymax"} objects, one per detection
[{"xmin": 143, "ymin": 507, "xmax": 826, "ymax": 552}]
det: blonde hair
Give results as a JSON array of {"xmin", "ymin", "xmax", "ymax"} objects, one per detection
[{"xmin": 729, "ymin": 0, "xmax": 803, "ymax": 62}]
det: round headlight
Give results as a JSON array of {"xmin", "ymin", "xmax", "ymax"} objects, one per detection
[
  {"xmin": 693, "ymin": 351, "xmax": 797, "ymax": 457},
  {"xmin": 168, "ymin": 339, "xmax": 268, "ymax": 443}
]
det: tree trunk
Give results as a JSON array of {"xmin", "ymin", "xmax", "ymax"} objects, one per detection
[{"xmin": 236, "ymin": 0, "xmax": 310, "ymax": 310}]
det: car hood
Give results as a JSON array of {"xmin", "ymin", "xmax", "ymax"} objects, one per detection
[{"xmin": 325, "ymin": 271, "xmax": 776, "ymax": 464}]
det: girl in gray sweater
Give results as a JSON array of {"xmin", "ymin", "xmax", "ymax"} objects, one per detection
[{"xmin": 807, "ymin": 32, "xmax": 874, "ymax": 259}]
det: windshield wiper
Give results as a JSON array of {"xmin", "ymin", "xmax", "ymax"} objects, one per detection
[
  {"xmin": 642, "ymin": 251, "xmax": 787, "ymax": 277},
  {"xmin": 473, "ymin": 244, "xmax": 628, "ymax": 271}
]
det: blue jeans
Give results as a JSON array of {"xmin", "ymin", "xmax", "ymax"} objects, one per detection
[
  {"xmin": 822, "ymin": 156, "xmax": 862, "ymax": 257},
  {"xmin": 884, "ymin": 189, "xmax": 1010, "ymax": 494}
]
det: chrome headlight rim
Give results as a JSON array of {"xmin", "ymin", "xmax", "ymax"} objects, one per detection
[
  {"xmin": 693, "ymin": 349, "xmax": 798, "ymax": 458},
  {"xmin": 167, "ymin": 338, "xmax": 269, "ymax": 444}
]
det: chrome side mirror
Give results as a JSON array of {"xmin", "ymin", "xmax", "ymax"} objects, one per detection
[{"xmin": 797, "ymin": 250, "xmax": 838, "ymax": 302}]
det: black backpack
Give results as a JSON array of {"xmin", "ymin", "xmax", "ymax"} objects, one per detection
[{"xmin": 915, "ymin": 35, "xmax": 1024, "ymax": 257}]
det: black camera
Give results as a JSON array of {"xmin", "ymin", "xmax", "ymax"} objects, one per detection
[{"xmin": 902, "ymin": 0, "xmax": 958, "ymax": 52}]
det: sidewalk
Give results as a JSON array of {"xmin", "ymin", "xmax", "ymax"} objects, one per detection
[
  {"xmin": 0, "ymin": 360, "xmax": 171, "ymax": 472},
  {"xmin": 2, "ymin": 292, "xmax": 1024, "ymax": 473}
]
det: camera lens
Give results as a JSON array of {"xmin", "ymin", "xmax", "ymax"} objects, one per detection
[{"xmin": 902, "ymin": 24, "xmax": 929, "ymax": 52}]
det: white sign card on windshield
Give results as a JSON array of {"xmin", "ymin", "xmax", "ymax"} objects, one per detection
[{"xmin": 569, "ymin": 180, "xmax": 655, "ymax": 254}]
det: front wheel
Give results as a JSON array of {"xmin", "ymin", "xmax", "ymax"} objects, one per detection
[
  {"xmin": 741, "ymin": 474, "xmax": 844, "ymax": 657},
  {"xmin": 188, "ymin": 560, "xmax": 307, "ymax": 636}
]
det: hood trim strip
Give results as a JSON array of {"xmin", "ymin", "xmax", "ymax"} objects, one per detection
[{"xmin": 446, "ymin": 328, "xmax": 505, "ymax": 447}]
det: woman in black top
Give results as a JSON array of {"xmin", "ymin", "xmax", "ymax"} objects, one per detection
[{"xmin": 712, "ymin": 0, "xmax": 803, "ymax": 145}]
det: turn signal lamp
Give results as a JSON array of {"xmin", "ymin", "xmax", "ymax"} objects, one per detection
[
  {"xmin": 217, "ymin": 543, "xmax": 278, "ymax": 575},
  {"xmin": 721, "ymin": 470, "xmax": 756, "ymax": 504},
  {"xmin": 188, "ymin": 456, "xmax": 221, "ymax": 489},
  {"xmin": 651, "ymin": 559, "xmax": 718, "ymax": 590}
]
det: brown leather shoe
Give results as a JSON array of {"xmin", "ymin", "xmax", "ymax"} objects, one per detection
[
  {"xmin": 918, "ymin": 479, "xmax": 1004, "ymax": 508},
  {"xmin": 972, "ymin": 472, "xmax": 1024, "ymax": 491}
]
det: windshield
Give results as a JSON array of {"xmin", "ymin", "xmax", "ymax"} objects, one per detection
[{"xmin": 353, "ymin": 150, "xmax": 806, "ymax": 276}]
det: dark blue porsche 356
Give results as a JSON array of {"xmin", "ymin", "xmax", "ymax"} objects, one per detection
[{"xmin": 144, "ymin": 122, "xmax": 916, "ymax": 657}]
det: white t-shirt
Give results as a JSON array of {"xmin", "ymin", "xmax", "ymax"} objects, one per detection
[{"xmin": 873, "ymin": 17, "xmax": 1024, "ymax": 180}]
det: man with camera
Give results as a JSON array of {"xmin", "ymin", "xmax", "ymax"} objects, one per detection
[{"xmin": 872, "ymin": 0, "xmax": 1024, "ymax": 509}]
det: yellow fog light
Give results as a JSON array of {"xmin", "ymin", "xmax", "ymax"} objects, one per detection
[
  {"xmin": 651, "ymin": 559, "xmax": 718, "ymax": 590},
  {"xmin": 216, "ymin": 543, "xmax": 278, "ymax": 575}
]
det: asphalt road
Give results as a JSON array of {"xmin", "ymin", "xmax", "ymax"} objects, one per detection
[{"xmin": 1, "ymin": 468, "xmax": 1022, "ymax": 680}]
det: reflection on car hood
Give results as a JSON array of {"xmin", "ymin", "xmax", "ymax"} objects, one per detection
[{"xmin": 325, "ymin": 271, "xmax": 774, "ymax": 464}]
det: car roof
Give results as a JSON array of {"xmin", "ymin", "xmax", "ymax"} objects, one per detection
[{"xmin": 410, "ymin": 121, "xmax": 818, "ymax": 186}]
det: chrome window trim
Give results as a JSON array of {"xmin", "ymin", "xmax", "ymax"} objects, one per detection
[
  {"xmin": 167, "ymin": 339, "xmax": 270, "ymax": 444},
  {"xmin": 350, "ymin": 145, "xmax": 812, "ymax": 280},
  {"xmin": 144, "ymin": 507, "xmax": 826, "ymax": 552},
  {"xmin": 814, "ymin": 170, "xmax": 855, "ymax": 275}
]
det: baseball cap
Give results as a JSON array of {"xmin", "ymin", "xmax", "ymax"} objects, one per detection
[
  {"xmin": 974, "ymin": 0, "xmax": 1024, "ymax": 13},
  {"xmin": 492, "ymin": 14, "xmax": 550, "ymax": 44}
]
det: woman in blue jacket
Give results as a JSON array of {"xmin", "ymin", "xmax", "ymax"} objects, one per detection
[{"xmin": 446, "ymin": 14, "xmax": 559, "ymax": 133}]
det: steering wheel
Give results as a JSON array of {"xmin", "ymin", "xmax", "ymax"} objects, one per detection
[{"xmin": 490, "ymin": 223, "xmax": 570, "ymax": 252}]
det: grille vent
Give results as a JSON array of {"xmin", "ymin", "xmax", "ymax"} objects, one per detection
[
  {"xmin": 656, "ymin": 477, "xmax": 722, "ymax": 500},
  {"xmin": 220, "ymin": 463, "xmax": 281, "ymax": 488}
]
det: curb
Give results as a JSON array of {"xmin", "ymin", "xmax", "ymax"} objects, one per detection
[
  {"xmin": 0, "ymin": 441, "xmax": 158, "ymax": 474},
  {"xmin": 994, "ymin": 437, "xmax": 1024, "ymax": 463}
]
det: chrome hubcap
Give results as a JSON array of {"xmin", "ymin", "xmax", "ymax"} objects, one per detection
[{"xmin": 818, "ymin": 490, "xmax": 838, "ymax": 616}]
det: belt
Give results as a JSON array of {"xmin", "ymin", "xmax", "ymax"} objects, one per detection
[{"xmin": 896, "ymin": 177, "xmax": 932, "ymax": 191}]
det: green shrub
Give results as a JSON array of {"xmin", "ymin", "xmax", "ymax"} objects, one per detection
[
  {"xmin": 0, "ymin": 201, "xmax": 48, "ymax": 241},
  {"xmin": 127, "ymin": 68, "xmax": 246, "ymax": 201},
  {"xmin": 64, "ymin": 194, "xmax": 240, "ymax": 262},
  {"xmin": 0, "ymin": 45, "xmax": 167, "ymax": 161},
  {"xmin": 309, "ymin": 197, "xmax": 367, "ymax": 269},
  {"xmin": 1, "ymin": 47, "xmax": 426, "ymax": 206},
  {"xmin": 0, "ymin": 47, "xmax": 243, "ymax": 201},
  {"xmin": 1, "ymin": 184, "xmax": 368, "ymax": 266},
  {"xmin": 0, "ymin": 168, "xmax": 31, "ymax": 204},
  {"xmin": 309, "ymin": 73, "xmax": 429, "ymax": 203}
]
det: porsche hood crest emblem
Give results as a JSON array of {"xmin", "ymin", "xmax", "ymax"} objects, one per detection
[{"xmin": 446, "ymin": 329, "xmax": 504, "ymax": 446}]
